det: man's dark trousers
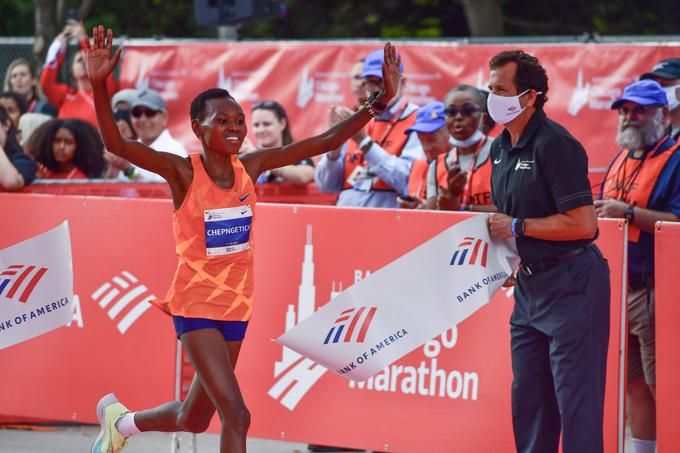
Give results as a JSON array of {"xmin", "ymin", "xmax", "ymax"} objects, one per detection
[{"xmin": 511, "ymin": 246, "xmax": 611, "ymax": 453}]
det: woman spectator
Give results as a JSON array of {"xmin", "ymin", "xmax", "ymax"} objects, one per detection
[
  {"xmin": 0, "ymin": 91, "xmax": 27, "ymax": 128},
  {"xmin": 426, "ymin": 84, "xmax": 496, "ymax": 212},
  {"xmin": 252, "ymin": 100, "xmax": 315, "ymax": 184},
  {"xmin": 0, "ymin": 106, "xmax": 35, "ymax": 191},
  {"xmin": 30, "ymin": 118, "xmax": 106, "ymax": 179},
  {"xmin": 40, "ymin": 20, "xmax": 117, "ymax": 127},
  {"xmin": 3, "ymin": 58, "xmax": 57, "ymax": 116}
]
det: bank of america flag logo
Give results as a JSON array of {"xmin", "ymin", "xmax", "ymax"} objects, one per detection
[
  {"xmin": 450, "ymin": 237, "xmax": 488, "ymax": 267},
  {"xmin": 0, "ymin": 265, "xmax": 48, "ymax": 303},
  {"xmin": 323, "ymin": 306, "xmax": 377, "ymax": 345},
  {"xmin": 91, "ymin": 271, "xmax": 155, "ymax": 334}
]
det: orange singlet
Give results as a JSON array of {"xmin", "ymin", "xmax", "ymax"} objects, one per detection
[{"xmin": 153, "ymin": 153, "xmax": 257, "ymax": 321}]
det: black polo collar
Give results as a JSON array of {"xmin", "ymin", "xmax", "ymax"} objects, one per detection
[{"xmin": 498, "ymin": 109, "xmax": 547, "ymax": 152}]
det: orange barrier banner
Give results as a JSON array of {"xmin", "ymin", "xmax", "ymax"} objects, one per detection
[
  {"xmin": 654, "ymin": 222, "xmax": 680, "ymax": 453},
  {"xmin": 120, "ymin": 41, "xmax": 679, "ymax": 174},
  {"xmin": 0, "ymin": 193, "xmax": 626, "ymax": 451}
]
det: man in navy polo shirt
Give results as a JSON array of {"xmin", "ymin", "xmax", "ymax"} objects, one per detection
[
  {"xmin": 596, "ymin": 79, "xmax": 680, "ymax": 453},
  {"xmin": 486, "ymin": 50, "xmax": 611, "ymax": 453}
]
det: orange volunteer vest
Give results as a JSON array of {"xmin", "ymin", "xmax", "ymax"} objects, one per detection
[
  {"xmin": 601, "ymin": 139, "xmax": 679, "ymax": 242},
  {"xmin": 434, "ymin": 137, "xmax": 493, "ymax": 206},
  {"xmin": 342, "ymin": 99, "xmax": 417, "ymax": 192},
  {"xmin": 406, "ymin": 159, "xmax": 430, "ymax": 199}
]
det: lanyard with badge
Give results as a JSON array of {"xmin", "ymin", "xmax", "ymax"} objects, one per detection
[
  {"xmin": 349, "ymin": 97, "xmax": 409, "ymax": 192},
  {"xmin": 450, "ymin": 135, "xmax": 487, "ymax": 206},
  {"xmin": 610, "ymin": 135, "xmax": 668, "ymax": 201}
]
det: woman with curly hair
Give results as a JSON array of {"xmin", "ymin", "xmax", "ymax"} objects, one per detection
[{"xmin": 30, "ymin": 118, "xmax": 106, "ymax": 179}]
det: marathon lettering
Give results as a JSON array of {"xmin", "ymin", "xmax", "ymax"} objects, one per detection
[{"xmin": 206, "ymin": 224, "xmax": 251, "ymax": 236}]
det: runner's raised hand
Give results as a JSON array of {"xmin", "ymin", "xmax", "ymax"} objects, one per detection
[
  {"xmin": 83, "ymin": 25, "xmax": 121, "ymax": 83},
  {"xmin": 378, "ymin": 42, "xmax": 401, "ymax": 103}
]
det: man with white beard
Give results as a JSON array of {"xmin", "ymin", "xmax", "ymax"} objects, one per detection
[{"xmin": 596, "ymin": 79, "xmax": 680, "ymax": 453}]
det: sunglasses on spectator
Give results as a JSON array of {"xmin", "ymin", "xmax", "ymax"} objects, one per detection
[
  {"xmin": 131, "ymin": 107, "xmax": 161, "ymax": 118},
  {"xmin": 445, "ymin": 106, "xmax": 481, "ymax": 117},
  {"xmin": 616, "ymin": 105, "xmax": 659, "ymax": 117}
]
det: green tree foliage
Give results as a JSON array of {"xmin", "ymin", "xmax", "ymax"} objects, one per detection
[{"xmin": 0, "ymin": 0, "xmax": 678, "ymax": 39}]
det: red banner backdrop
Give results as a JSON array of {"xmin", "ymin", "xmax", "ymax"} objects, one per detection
[
  {"xmin": 119, "ymin": 40, "xmax": 679, "ymax": 175},
  {"xmin": 0, "ymin": 194, "xmax": 626, "ymax": 452},
  {"xmin": 654, "ymin": 221, "xmax": 680, "ymax": 453}
]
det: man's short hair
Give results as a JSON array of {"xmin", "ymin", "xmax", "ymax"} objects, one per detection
[{"xmin": 489, "ymin": 50, "xmax": 549, "ymax": 110}]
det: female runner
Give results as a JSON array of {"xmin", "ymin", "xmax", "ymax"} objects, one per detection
[{"xmin": 85, "ymin": 25, "xmax": 400, "ymax": 453}]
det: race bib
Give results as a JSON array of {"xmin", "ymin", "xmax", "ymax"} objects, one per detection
[{"xmin": 204, "ymin": 206, "xmax": 253, "ymax": 256}]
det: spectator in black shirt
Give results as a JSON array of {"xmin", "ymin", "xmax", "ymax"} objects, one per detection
[
  {"xmin": 487, "ymin": 50, "xmax": 610, "ymax": 453},
  {"xmin": 0, "ymin": 105, "xmax": 36, "ymax": 191}
]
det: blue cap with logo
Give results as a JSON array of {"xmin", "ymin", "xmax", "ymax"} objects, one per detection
[
  {"xmin": 611, "ymin": 80, "xmax": 668, "ymax": 109},
  {"xmin": 361, "ymin": 49, "xmax": 404, "ymax": 79},
  {"xmin": 405, "ymin": 101, "xmax": 446, "ymax": 134}
]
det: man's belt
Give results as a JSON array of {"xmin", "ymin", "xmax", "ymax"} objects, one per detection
[{"xmin": 519, "ymin": 245, "xmax": 592, "ymax": 276}]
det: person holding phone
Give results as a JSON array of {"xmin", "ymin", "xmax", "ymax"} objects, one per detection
[
  {"xmin": 40, "ymin": 16, "xmax": 117, "ymax": 126},
  {"xmin": 425, "ymin": 84, "xmax": 496, "ymax": 212}
]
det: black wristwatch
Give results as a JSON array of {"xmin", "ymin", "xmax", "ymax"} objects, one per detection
[
  {"xmin": 511, "ymin": 218, "xmax": 526, "ymax": 238},
  {"xmin": 624, "ymin": 205, "xmax": 636, "ymax": 222},
  {"xmin": 360, "ymin": 139, "xmax": 374, "ymax": 153},
  {"xmin": 368, "ymin": 91, "xmax": 388, "ymax": 113}
]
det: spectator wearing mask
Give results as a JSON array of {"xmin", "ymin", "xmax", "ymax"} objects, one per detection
[
  {"xmin": 40, "ymin": 20, "xmax": 117, "ymax": 127},
  {"xmin": 0, "ymin": 91, "xmax": 27, "ymax": 128},
  {"xmin": 127, "ymin": 88, "xmax": 187, "ymax": 182},
  {"xmin": 3, "ymin": 58, "xmax": 57, "ymax": 116},
  {"xmin": 315, "ymin": 49, "xmax": 423, "ymax": 208},
  {"xmin": 640, "ymin": 58, "xmax": 680, "ymax": 141},
  {"xmin": 18, "ymin": 112, "xmax": 52, "ymax": 154},
  {"xmin": 0, "ymin": 105, "xmax": 35, "ymax": 191},
  {"xmin": 596, "ymin": 80, "xmax": 680, "ymax": 453},
  {"xmin": 111, "ymin": 88, "xmax": 138, "ymax": 112},
  {"xmin": 397, "ymin": 101, "xmax": 451, "ymax": 209},
  {"xmin": 30, "ymin": 118, "xmax": 106, "ymax": 179},
  {"xmin": 427, "ymin": 84, "xmax": 495, "ymax": 212},
  {"xmin": 251, "ymin": 100, "xmax": 314, "ymax": 184}
]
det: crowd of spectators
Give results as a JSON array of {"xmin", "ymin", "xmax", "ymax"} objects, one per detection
[{"xmin": 2, "ymin": 21, "xmax": 679, "ymax": 223}]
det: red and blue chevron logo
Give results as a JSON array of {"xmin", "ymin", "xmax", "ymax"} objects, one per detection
[
  {"xmin": 450, "ymin": 237, "xmax": 488, "ymax": 267},
  {"xmin": 0, "ymin": 264, "xmax": 48, "ymax": 303},
  {"xmin": 324, "ymin": 306, "xmax": 377, "ymax": 345}
]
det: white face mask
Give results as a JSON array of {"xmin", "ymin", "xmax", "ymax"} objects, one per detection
[
  {"xmin": 663, "ymin": 84, "xmax": 680, "ymax": 110},
  {"xmin": 487, "ymin": 89, "xmax": 540, "ymax": 125},
  {"xmin": 451, "ymin": 130, "xmax": 484, "ymax": 148}
]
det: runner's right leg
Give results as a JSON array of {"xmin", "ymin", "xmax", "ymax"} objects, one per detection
[{"xmin": 134, "ymin": 336, "xmax": 244, "ymax": 434}]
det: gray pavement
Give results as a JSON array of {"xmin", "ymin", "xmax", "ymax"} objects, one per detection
[
  {"xmin": 0, "ymin": 426, "xmax": 311, "ymax": 453},
  {"xmin": 0, "ymin": 424, "xmax": 635, "ymax": 452}
]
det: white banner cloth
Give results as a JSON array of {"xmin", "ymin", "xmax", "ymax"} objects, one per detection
[
  {"xmin": 0, "ymin": 222, "xmax": 73, "ymax": 349},
  {"xmin": 276, "ymin": 215, "xmax": 520, "ymax": 381}
]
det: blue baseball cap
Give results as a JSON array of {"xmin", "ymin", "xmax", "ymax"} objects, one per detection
[
  {"xmin": 361, "ymin": 49, "xmax": 404, "ymax": 79},
  {"xmin": 405, "ymin": 102, "xmax": 446, "ymax": 134},
  {"xmin": 611, "ymin": 80, "xmax": 668, "ymax": 109}
]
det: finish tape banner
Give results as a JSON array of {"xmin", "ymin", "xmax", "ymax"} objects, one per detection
[
  {"xmin": 0, "ymin": 194, "xmax": 626, "ymax": 452},
  {"xmin": 277, "ymin": 215, "xmax": 519, "ymax": 381},
  {"xmin": 119, "ymin": 40, "xmax": 680, "ymax": 172},
  {"xmin": 0, "ymin": 222, "xmax": 73, "ymax": 350}
]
